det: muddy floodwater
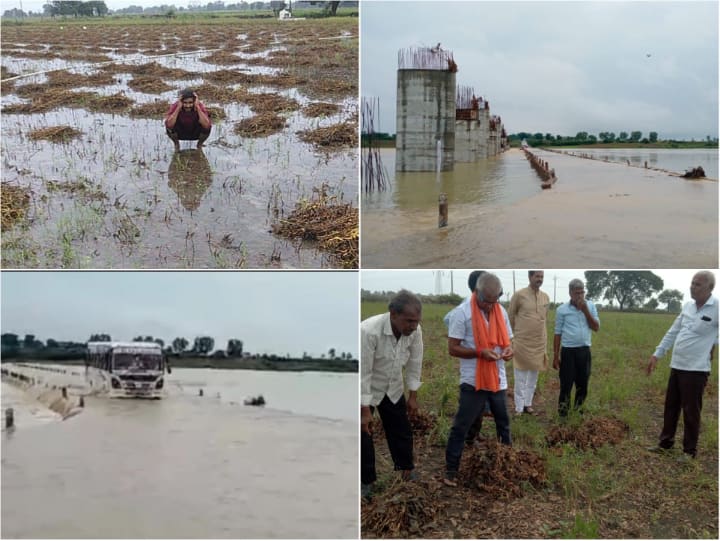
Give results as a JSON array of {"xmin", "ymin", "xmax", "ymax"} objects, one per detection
[
  {"xmin": 557, "ymin": 147, "xmax": 718, "ymax": 179},
  {"xmin": 1, "ymin": 366, "xmax": 358, "ymax": 538},
  {"xmin": 1, "ymin": 20, "xmax": 358, "ymax": 268},
  {"xmin": 362, "ymin": 148, "xmax": 718, "ymax": 267}
]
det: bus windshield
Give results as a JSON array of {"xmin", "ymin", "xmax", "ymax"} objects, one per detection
[{"xmin": 113, "ymin": 353, "xmax": 163, "ymax": 371}]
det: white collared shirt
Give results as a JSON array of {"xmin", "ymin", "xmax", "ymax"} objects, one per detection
[
  {"xmin": 654, "ymin": 296, "xmax": 719, "ymax": 372},
  {"xmin": 361, "ymin": 312, "xmax": 423, "ymax": 406},
  {"xmin": 447, "ymin": 297, "xmax": 513, "ymax": 390}
]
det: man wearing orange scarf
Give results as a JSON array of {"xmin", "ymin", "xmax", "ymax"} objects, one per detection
[{"xmin": 444, "ymin": 273, "xmax": 514, "ymax": 487}]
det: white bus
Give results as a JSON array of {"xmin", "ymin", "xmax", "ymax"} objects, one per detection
[{"xmin": 86, "ymin": 342, "xmax": 168, "ymax": 398}]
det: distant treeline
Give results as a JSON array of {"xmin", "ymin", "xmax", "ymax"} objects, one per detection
[
  {"xmin": 361, "ymin": 132, "xmax": 718, "ymax": 149},
  {"xmin": 509, "ymin": 131, "xmax": 718, "ymax": 148},
  {"xmin": 2, "ymin": 354, "xmax": 357, "ymax": 373},
  {"xmin": 0, "ymin": 332, "xmax": 357, "ymax": 372},
  {"xmin": 362, "ymin": 269, "xmax": 685, "ymax": 314},
  {"xmin": 2, "ymin": 1, "xmax": 357, "ymax": 19}
]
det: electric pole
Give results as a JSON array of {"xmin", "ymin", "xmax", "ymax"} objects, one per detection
[{"xmin": 553, "ymin": 275, "xmax": 557, "ymax": 304}]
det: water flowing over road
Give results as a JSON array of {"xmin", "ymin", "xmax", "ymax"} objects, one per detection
[{"xmin": 2, "ymin": 367, "xmax": 358, "ymax": 539}]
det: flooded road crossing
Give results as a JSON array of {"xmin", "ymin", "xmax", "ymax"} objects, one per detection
[{"xmin": 2, "ymin": 368, "xmax": 358, "ymax": 538}]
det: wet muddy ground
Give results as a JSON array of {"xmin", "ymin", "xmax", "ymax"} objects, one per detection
[{"xmin": 1, "ymin": 19, "xmax": 358, "ymax": 268}]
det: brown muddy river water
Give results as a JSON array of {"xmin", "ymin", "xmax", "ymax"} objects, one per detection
[
  {"xmin": 2, "ymin": 367, "xmax": 358, "ymax": 538},
  {"xmin": 1, "ymin": 20, "xmax": 358, "ymax": 268},
  {"xmin": 362, "ymin": 148, "xmax": 718, "ymax": 268}
]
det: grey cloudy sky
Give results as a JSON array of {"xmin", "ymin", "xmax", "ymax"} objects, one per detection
[
  {"xmin": 361, "ymin": 269, "xmax": 706, "ymax": 305},
  {"xmin": 361, "ymin": 1, "xmax": 719, "ymax": 140},
  {"xmin": 1, "ymin": 271, "xmax": 359, "ymax": 357}
]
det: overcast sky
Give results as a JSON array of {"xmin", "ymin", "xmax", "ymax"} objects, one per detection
[
  {"xmin": 361, "ymin": 269, "xmax": 706, "ymax": 305},
  {"xmin": 361, "ymin": 1, "xmax": 719, "ymax": 140},
  {"xmin": 1, "ymin": 271, "xmax": 359, "ymax": 357}
]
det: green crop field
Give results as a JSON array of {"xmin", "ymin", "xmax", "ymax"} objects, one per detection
[{"xmin": 361, "ymin": 301, "xmax": 718, "ymax": 539}]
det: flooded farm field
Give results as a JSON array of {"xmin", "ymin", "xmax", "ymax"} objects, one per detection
[{"xmin": 0, "ymin": 19, "xmax": 358, "ymax": 268}]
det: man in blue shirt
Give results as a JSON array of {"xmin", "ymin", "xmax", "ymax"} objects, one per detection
[
  {"xmin": 646, "ymin": 271, "xmax": 718, "ymax": 459},
  {"xmin": 553, "ymin": 278, "xmax": 600, "ymax": 417}
]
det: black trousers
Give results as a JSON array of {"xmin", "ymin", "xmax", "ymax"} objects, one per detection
[
  {"xmin": 445, "ymin": 384, "xmax": 511, "ymax": 473},
  {"xmin": 558, "ymin": 346, "xmax": 591, "ymax": 416},
  {"xmin": 360, "ymin": 394, "xmax": 414, "ymax": 485},
  {"xmin": 658, "ymin": 368, "xmax": 709, "ymax": 457},
  {"xmin": 166, "ymin": 125, "xmax": 211, "ymax": 141}
]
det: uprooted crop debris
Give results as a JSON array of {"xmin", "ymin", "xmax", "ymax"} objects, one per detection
[
  {"xmin": 271, "ymin": 184, "xmax": 358, "ymax": 268},
  {"xmin": 361, "ymin": 479, "xmax": 437, "ymax": 539},
  {"xmin": 302, "ymin": 102, "xmax": 341, "ymax": 118},
  {"xmin": 461, "ymin": 441, "xmax": 547, "ymax": 498},
  {"xmin": 243, "ymin": 92, "xmax": 300, "ymax": 115},
  {"xmin": 297, "ymin": 122, "xmax": 357, "ymax": 151},
  {"xmin": 1, "ymin": 183, "xmax": 31, "ymax": 231},
  {"xmin": 128, "ymin": 101, "xmax": 170, "ymax": 119},
  {"xmin": 234, "ymin": 112, "xmax": 286, "ymax": 138},
  {"xmin": 85, "ymin": 92, "xmax": 134, "ymax": 113},
  {"xmin": 127, "ymin": 76, "xmax": 173, "ymax": 94},
  {"xmin": 373, "ymin": 410, "xmax": 437, "ymax": 443},
  {"xmin": 546, "ymin": 416, "xmax": 629, "ymax": 450},
  {"xmin": 28, "ymin": 126, "xmax": 83, "ymax": 143}
]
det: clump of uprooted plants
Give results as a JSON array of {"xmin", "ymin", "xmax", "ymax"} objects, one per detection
[
  {"xmin": 3, "ymin": 88, "xmax": 134, "ymax": 115},
  {"xmin": 302, "ymin": 102, "xmax": 341, "ymax": 118},
  {"xmin": 234, "ymin": 112, "xmax": 286, "ymax": 138},
  {"xmin": 460, "ymin": 441, "xmax": 547, "ymax": 499},
  {"xmin": 271, "ymin": 184, "xmax": 358, "ymax": 268},
  {"xmin": 361, "ymin": 478, "xmax": 438, "ymax": 539},
  {"xmin": 298, "ymin": 121, "xmax": 357, "ymax": 151},
  {"xmin": 371, "ymin": 410, "xmax": 438, "ymax": 443},
  {"xmin": 546, "ymin": 415, "xmax": 629, "ymax": 451},
  {"xmin": 1, "ymin": 183, "xmax": 31, "ymax": 231},
  {"xmin": 28, "ymin": 126, "xmax": 83, "ymax": 143},
  {"xmin": 362, "ymin": 439, "xmax": 548, "ymax": 539}
]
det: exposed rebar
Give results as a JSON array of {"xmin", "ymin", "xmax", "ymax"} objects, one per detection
[
  {"xmin": 361, "ymin": 97, "xmax": 389, "ymax": 193},
  {"xmin": 398, "ymin": 46, "xmax": 457, "ymax": 72}
]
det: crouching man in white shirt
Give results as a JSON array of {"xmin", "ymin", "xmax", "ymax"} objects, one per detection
[{"xmin": 361, "ymin": 290, "xmax": 424, "ymax": 500}]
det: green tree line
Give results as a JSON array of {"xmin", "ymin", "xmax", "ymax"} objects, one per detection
[
  {"xmin": 0, "ymin": 332, "xmax": 355, "ymax": 363},
  {"xmin": 510, "ymin": 131, "xmax": 718, "ymax": 147},
  {"xmin": 361, "ymin": 271, "xmax": 685, "ymax": 313}
]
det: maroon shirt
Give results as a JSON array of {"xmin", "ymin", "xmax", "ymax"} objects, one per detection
[{"xmin": 166, "ymin": 101, "xmax": 212, "ymax": 130}]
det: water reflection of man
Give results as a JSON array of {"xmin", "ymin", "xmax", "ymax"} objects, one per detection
[
  {"xmin": 165, "ymin": 88, "xmax": 212, "ymax": 151},
  {"xmin": 168, "ymin": 148, "xmax": 213, "ymax": 211}
]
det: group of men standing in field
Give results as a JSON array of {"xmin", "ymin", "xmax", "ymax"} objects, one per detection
[{"xmin": 360, "ymin": 270, "xmax": 718, "ymax": 498}]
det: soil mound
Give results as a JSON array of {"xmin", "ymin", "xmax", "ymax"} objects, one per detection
[{"xmin": 546, "ymin": 416, "xmax": 629, "ymax": 450}]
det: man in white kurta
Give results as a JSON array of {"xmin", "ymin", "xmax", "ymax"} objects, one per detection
[
  {"xmin": 508, "ymin": 271, "xmax": 550, "ymax": 415},
  {"xmin": 361, "ymin": 290, "xmax": 423, "ymax": 499}
]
